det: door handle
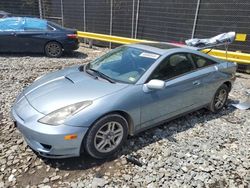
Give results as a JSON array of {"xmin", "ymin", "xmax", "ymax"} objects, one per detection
[
  {"xmin": 193, "ymin": 80, "xmax": 200, "ymax": 86},
  {"xmin": 11, "ymin": 32, "xmax": 17, "ymax": 36}
]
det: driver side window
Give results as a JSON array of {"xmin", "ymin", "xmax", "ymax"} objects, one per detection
[
  {"xmin": 150, "ymin": 53, "xmax": 195, "ymax": 81},
  {"xmin": 0, "ymin": 18, "xmax": 24, "ymax": 31}
]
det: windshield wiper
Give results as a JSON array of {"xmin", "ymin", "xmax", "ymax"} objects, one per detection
[
  {"xmin": 78, "ymin": 65, "xmax": 85, "ymax": 71},
  {"xmin": 88, "ymin": 68, "xmax": 116, "ymax": 83}
]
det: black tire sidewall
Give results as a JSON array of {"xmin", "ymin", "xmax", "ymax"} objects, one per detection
[
  {"xmin": 210, "ymin": 84, "xmax": 229, "ymax": 112},
  {"xmin": 84, "ymin": 114, "xmax": 128, "ymax": 159},
  {"xmin": 45, "ymin": 42, "xmax": 62, "ymax": 58}
]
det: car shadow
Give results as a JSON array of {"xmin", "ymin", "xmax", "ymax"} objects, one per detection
[
  {"xmin": 0, "ymin": 51, "xmax": 87, "ymax": 59},
  {"xmin": 61, "ymin": 51, "xmax": 88, "ymax": 59},
  {"xmin": 42, "ymin": 100, "xmax": 238, "ymax": 171}
]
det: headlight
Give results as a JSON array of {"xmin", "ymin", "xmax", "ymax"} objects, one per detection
[{"xmin": 38, "ymin": 101, "xmax": 92, "ymax": 125}]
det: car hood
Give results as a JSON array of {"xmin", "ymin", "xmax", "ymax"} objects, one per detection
[{"xmin": 23, "ymin": 66, "xmax": 128, "ymax": 114}]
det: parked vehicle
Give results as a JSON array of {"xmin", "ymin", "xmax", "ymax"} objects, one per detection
[
  {"xmin": 0, "ymin": 11, "xmax": 11, "ymax": 18},
  {"xmin": 0, "ymin": 17, "xmax": 79, "ymax": 57},
  {"xmin": 11, "ymin": 41, "xmax": 237, "ymax": 159}
]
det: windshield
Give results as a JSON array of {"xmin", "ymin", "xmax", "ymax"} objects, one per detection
[{"xmin": 87, "ymin": 46, "xmax": 160, "ymax": 84}]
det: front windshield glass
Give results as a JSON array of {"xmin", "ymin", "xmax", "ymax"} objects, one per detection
[{"xmin": 87, "ymin": 46, "xmax": 160, "ymax": 84}]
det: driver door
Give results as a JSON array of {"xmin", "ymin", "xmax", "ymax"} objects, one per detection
[
  {"xmin": 0, "ymin": 17, "xmax": 24, "ymax": 52},
  {"xmin": 140, "ymin": 53, "xmax": 203, "ymax": 128}
]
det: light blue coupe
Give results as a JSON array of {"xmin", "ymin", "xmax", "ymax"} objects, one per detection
[{"xmin": 11, "ymin": 42, "xmax": 237, "ymax": 158}]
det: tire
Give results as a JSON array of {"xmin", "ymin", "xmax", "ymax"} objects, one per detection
[
  {"xmin": 208, "ymin": 84, "xmax": 229, "ymax": 112},
  {"xmin": 45, "ymin": 41, "xmax": 63, "ymax": 58},
  {"xmin": 84, "ymin": 114, "xmax": 128, "ymax": 159}
]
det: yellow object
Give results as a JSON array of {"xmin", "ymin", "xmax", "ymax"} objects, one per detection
[
  {"xmin": 77, "ymin": 31, "xmax": 153, "ymax": 44},
  {"xmin": 235, "ymin": 33, "xmax": 247, "ymax": 42},
  {"xmin": 203, "ymin": 49, "xmax": 250, "ymax": 64},
  {"xmin": 64, "ymin": 134, "xmax": 78, "ymax": 140},
  {"xmin": 77, "ymin": 31, "xmax": 250, "ymax": 64}
]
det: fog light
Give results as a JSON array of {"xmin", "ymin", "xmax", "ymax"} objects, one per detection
[{"xmin": 64, "ymin": 134, "xmax": 77, "ymax": 140}]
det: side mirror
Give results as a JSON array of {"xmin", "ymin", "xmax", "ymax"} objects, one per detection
[{"xmin": 143, "ymin": 79, "xmax": 165, "ymax": 92}]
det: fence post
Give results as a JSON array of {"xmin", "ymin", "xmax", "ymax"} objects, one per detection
[
  {"xmin": 83, "ymin": 0, "xmax": 87, "ymax": 43},
  {"xmin": 134, "ymin": 0, "xmax": 140, "ymax": 39},
  {"xmin": 131, "ymin": 0, "xmax": 135, "ymax": 38},
  {"xmin": 60, "ymin": 0, "xmax": 64, "ymax": 26},
  {"xmin": 38, "ymin": 0, "xmax": 43, "ymax": 19},
  {"xmin": 83, "ymin": 0, "xmax": 86, "ymax": 32},
  {"xmin": 191, "ymin": 0, "xmax": 201, "ymax": 39},
  {"xmin": 109, "ymin": 0, "xmax": 113, "ymax": 48}
]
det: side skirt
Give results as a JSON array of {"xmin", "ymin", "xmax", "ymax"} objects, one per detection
[{"xmin": 132, "ymin": 104, "xmax": 209, "ymax": 136}]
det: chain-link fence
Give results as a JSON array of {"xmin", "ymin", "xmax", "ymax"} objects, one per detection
[{"xmin": 0, "ymin": 0, "xmax": 250, "ymax": 52}]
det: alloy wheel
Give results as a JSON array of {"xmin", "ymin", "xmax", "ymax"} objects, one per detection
[
  {"xmin": 45, "ymin": 42, "xmax": 62, "ymax": 57},
  {"xmin": 214, "ymin": 88, "xmax": 227, "ymax": 109},
  {"xmin": 94, "ymin": 121, "xmax": 124, "ymax": 153}
]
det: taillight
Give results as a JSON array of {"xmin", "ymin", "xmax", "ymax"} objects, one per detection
[{"xmin": 67, "ymin": 34, "xmax": 78, "ymax": 39}]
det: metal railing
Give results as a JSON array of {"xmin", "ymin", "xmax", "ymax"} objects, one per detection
[
  {"xmin": 77, "ymin": 31, "xmax": 250, "ymax": 65},
  {"xmin": 77, "ymin": 31, "xmax": 152, "ymax": 44},
  {"xmin": 1, "ymin": 0, "xmax": 250, "ymax": 65}
]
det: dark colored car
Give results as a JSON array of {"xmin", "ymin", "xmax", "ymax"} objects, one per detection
[
  {"xmin": 0, "ymin": 11, "xmax": 11, "ymax": 18},
  {"xmin": 0, "ymin": 17, "xmax": 79, "ymax": 57}
]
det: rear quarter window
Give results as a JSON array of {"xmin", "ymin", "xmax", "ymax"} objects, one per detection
[
  {"xmin": 23, "ymin": 18, "xmax": 48, "ymax": 31},
  {"xmin": 192, "ymin": 54, "xmax": 217, "ymax": 68}
]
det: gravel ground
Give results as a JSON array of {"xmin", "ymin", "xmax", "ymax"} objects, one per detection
[{"xmin": 0, "ymin": 45, "xmax": 250, "ymax": 188}]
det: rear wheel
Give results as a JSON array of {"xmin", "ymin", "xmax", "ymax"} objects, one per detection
[
  {"xmin": 208, "ymin": 84, "xmax": 229, "ymax": 112},
  {"xmin": 45, "ymin": 41, "xmax": 62, "ymax": 58},
  {"xmin": 84, "ymin": 114, "xmax": 128, "ymax": 159}
]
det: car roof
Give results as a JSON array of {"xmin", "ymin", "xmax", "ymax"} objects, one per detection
[
  {"xmin": 127, "ymin": 42, "xmax": 222, "ymax": 64},
  {"xmin": 1, "ymin": 17, "xmax": 46, "ymax": 22},
  {"xmin": 127, "ymin": 42, "xmax": 198, "ymax": 55}
]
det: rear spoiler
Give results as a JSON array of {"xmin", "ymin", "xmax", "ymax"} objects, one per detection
[{"xmin": 185, "ymin": 32, "xmax": 236, "ymax": 50}]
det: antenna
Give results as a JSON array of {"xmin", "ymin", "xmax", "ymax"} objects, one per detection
[{"xmin": 225, "ymin": 42, "xmax": 228, "ymax": 60}]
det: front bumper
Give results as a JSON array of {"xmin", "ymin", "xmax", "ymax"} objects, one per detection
[{"xmin": 11, "ymin": 97, "xmax": 88, "ymax": 158}]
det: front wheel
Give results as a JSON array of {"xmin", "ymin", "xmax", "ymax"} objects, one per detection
[
  {"xmin": 84, "ymin": 114, "xmax": 128, "ymax": 159},
  {"xmin": 208, "ymin": 84, "xmax": 229, "ymax": 112},
  {"xmin": 45, "ymin": 41, "xmax": 63, "ymax": 58}
]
